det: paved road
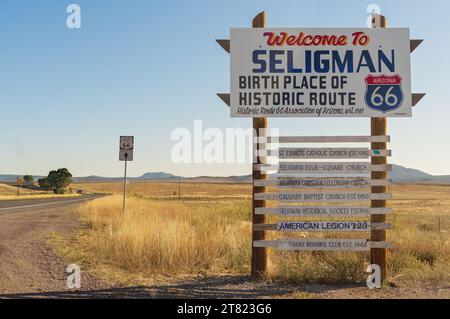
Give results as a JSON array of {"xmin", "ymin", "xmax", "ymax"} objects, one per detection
[{"xmin": 0, "ymin": 195, "xmax": 102, "ymax": 213}]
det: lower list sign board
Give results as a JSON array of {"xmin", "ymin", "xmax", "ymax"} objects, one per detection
[
  {"xmin": 278, "ymin": 238, "xmax": 369, "ymax": 251},
  {"xmin": 277, "ymin": 162, "xmax": 372, "ymax": 173},
  {"xmin": 274, "ymin": 148, "xmax": 391, "ymax": 159},
  {"xmin": 253, "ymin": 177, "xmax": 391, "ymax": 188},
  {"xmin": 255, "ymin": 162, "xmax": 392, "ymax": 174},
  {"xmin": 255, "ymin": 191, "xmax": 391, "ymax": 202},
  {"xmin": 274, "ymin": 177, "xmax": 370, "ymax": 188},
  {"xmin": 255, "ymin": 206, "xmax": 392, "ymax": 216},
  {"xmin": 277, "ymin": 221, "xmax": 370, "ymax": 232}
]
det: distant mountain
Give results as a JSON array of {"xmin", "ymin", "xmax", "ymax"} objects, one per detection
[
  {"xmin": 0, "ymin": 174, "xmax": 44, "ymax": 183},
  {"xmin": 73, "ymin": 172, "xmax": 182, "ymax": 183},
  {"xmin": 2, "ymin": 165, "xmax": 450, "ymax": 184},
  {"xmin": 390, "ymin": 164, "xmax": 433, "ymax": 182},
  {"xmin": 179, "ymin": 174, "xmax": 252, "ymax": 183},
  {"xmin": 390, "ymin": 164, "xmax": 450, "ymax": 184},
  {"xmin": 73, "ymin": 175, "xmax": 122, "ymax": 182},
  {"xmin": 139, "ymin": 172, "xmax": 179, "ymax": 180}
]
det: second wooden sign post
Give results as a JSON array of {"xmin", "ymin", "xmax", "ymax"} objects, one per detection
[{"xmin": 251, "ymin": 12, "xmax": 268, "ymax": 278}]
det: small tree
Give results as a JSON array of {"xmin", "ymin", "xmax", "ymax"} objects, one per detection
[
  {"xmin": 23, "ymin": 175, "xmax": 34, "ymax": 186},
  {"xmin": 38, "ymin": 177, "xmax": 51, "ymax": 191},
  {"xmin": 47, "ymin": 168, "xmax": 73, "ymax": 194}
]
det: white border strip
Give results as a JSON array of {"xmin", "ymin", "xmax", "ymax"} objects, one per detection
[{"xmin": 256, "ymin": 136, "xmax": 390, "ymax": 144}]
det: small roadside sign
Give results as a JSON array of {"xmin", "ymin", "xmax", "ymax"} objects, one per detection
[
  {"xmin": 119, "ymin": 136, "xmax": 134, "ymax": 161},
  {"xmin": 120, "ymin": 136, "xmax": 134, "ymax": 150},
  {"xmin": 119, "ymin": 149, "xmax": 133, "ymax": 161},
  {"xmin": 119, "ymin": 136, "xmax": 134, "ymax": 213}
]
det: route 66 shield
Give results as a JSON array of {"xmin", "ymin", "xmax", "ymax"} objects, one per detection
[{"xmin": 364, "ymin": 74, "xmax": 404, "ymax": 113}]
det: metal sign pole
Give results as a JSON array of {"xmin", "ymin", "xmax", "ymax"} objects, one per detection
[
  {"xmin": 123, "ymin": 159, "xmax": 127, "ymax": 213},
  {"xmin": 119, "ymin": 136, "xmax": 134, "ymax": 213}
]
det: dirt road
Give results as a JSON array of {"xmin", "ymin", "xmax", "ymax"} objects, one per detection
[
  {"xmin": 0, "ymin": 195, "xmax": 112, "ymax": 297},
  {"xmin": 0, "ymin": 196, "xmax": 299, "ymax": 298},
  {"xmin": 0, "ymin": 196, "xmax": 448, "ymax": 299}
]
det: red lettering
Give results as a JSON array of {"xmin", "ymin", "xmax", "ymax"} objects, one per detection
[{"xmin": 263, "ymin": 31, "xmax": 351, "ymax": 47}]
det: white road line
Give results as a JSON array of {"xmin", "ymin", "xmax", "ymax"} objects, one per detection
[{"xmin": 0, "ymin": 198, "xmax": 91, "ymax": 211}]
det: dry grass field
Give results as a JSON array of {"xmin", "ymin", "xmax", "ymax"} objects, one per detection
[
  {"xmin": 75, "ymin": 181, "xmax": 252, "ymax": 200},
  {"xmin": 0, "ymin": 183, "xmax": 81, "ymax": 200},
  {"xmin": 58, "ymin": 181, "xmax": 450, "ymax": 292},
  {"xmin": 0, "ymin": 183, "xmax": 46, "ymax": 196}
]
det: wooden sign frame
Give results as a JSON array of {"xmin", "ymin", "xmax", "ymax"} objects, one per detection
[{"xmin": 217, "ymin": 11, "xmax": 424, "ymax": 283}]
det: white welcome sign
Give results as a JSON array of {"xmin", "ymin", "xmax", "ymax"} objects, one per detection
[{"xmin": 230, "ymin": 28, "xmax": 412, "ymax": 117}]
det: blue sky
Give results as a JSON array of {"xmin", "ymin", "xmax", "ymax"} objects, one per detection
[{"xmin": 0, "ymin": 0, "xmax": 448, "ymax": 177}]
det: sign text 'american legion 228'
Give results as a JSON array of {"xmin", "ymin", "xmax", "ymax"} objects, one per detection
[{"xmin": 230, "ymin": 28, "xmax": 412, "ymax": 117}]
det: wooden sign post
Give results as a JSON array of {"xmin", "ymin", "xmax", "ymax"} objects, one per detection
[
  {"xmin": 251, "ymin": 12, "xmax": 268, "ymax": 278},
  {"xmin": 370, "ymin": 14, "xmax": 388, "ymax": 282}
]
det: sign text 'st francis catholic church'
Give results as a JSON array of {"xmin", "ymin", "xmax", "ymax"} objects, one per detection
[
  {"xmin": 119, "ymin": 136, "xmax": 134, "ymax": 161},
  {"xmin": 230, "ymin": 28, "xmax": 412, "ymax": 117}
]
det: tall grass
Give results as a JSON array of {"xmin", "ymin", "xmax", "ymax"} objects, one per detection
[
  {"xmin": 66, "ymin": 184, "xmax": 450, "ymax": 285},
  {"xmin": 74, "ymin": 181, "xmax": 252, "ymax": 200},
  {"xmin": 75, "ymin": 196, "xmax": 251, "ymax": 275},
  {"xmin": 0, "ymin": 182, "xmax": 83, "ymax": 200}
]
